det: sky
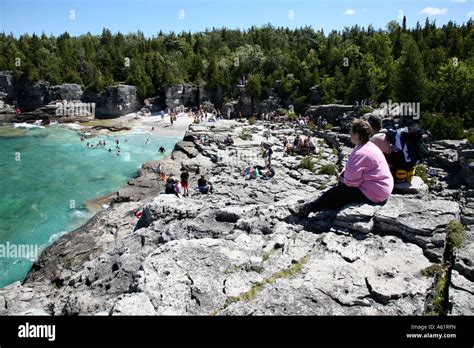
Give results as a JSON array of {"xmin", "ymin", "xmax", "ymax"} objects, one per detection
[{"xmin": 0, "ymin": 0, "xmax": 473, "ymax": 37}]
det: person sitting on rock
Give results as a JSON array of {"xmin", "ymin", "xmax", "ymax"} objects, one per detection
[
  {"xmin": 174, "ymin": 178, "xmax": 182, "ymax": 196},
  {"xmin": 242, "ymin": 163, "xmax": 260, "ymax": 180},
  {"xmin": 289, "ymin": 119, "xmax": 393, "ymax": 217},
  {"xmin": 302, "ymin": 138, "xmax": 310, "ymax": 155},
  {"xmin": 258, "ymin": 160, "xmax": 275, "ymax": 180},
  {"xmin": 197, "ymin": 175, "xmax": 213, "ymax": 194},
  {"xmin": 293, "ymin": 135, "xmax": 300, "ymax": 148},
  {"xmin": 307, "ymin": 138, "xmax": 317, "ymax": 154},
  {"xmin": 165, "ymin": 174, "xmax": 178, "ymax": 195},
  {"xmin": 224, "ymin": 134, "xmax": 234, "ymax": 146},
  {"xmin": 367, "ymin": 114, "xmax": 392, "ymax": 155}
]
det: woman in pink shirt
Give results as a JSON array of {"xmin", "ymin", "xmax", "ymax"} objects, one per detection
[{"xmin": 290, "ymin": 119, "xmax": 393, "ymax": 218}]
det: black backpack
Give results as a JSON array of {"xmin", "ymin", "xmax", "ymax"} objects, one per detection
[{"xmin": 386, "ymin": 127, "xmax": 426, "ymax": 170}]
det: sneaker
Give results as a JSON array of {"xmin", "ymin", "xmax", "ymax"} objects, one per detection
[{"xmin": 289, "ymin": 203, "xmax": 311, "ymax": 218}]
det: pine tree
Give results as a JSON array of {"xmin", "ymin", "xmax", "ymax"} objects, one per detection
[{"xmin": 394, "ymin": 36, "xmax": 426, "ymax": 103}]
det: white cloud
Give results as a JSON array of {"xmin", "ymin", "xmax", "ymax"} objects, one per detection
[
  {"xmin": 344, "ymin": 9, "xmax": 356, "ymax": 16},
  {"xmin": 469, "ymin": 10, "xmax": 474, "ymax": 17},
  {"xmin": 419, "ymin": 7, "xmax": 448, "ymax": 16}
]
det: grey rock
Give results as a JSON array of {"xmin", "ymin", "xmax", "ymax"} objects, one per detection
[
  {"xmin": 393, "ymin": 176, "xmax": 429, "ymax": 195},
  {"xmin": 111, "ymin": 293, "xmax": 156, "ymax": 315},
  {"xmin": 96, "ymin": 85, "xmax": 141, "ymax": 118},
  {"xmin": 453, "ymin": 231, "xmax": 473, "ymax": 281},
  {"xmin": 449, "ymin": 270, "xmax": 474, "ymax": 315},
  {"xmin": 1, "ymin": 120, "xmax": 472, "ymax": 316},
  {"xmin": 17, "ymin": 80, "xmax": 50, "ymax": 111},
  {"xmin": 48, "ymin": 84, "xmax": 83, "ymax": 102},
  {"xmin": 165, "ymin": 83, "xmax": 199, "ymax": 108}
]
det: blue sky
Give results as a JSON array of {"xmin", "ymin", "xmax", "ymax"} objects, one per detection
[{"xmin": 0, "ymin": 0, "xmax": 473, "ymax": 37}]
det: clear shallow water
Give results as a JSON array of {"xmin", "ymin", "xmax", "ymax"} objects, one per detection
[{"xmin": 0, "ymin": 124, "xmax": 179, "ymax": 288}]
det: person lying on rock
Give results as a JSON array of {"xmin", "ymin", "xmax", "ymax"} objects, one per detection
[{"xmin": 290, "ymin": 119, "xmax": 393, "ymax": 218}]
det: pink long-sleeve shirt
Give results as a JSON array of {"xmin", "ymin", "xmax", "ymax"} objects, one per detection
[{"xmin": 343, "ymin": 141, "xmax": 393, "ymax": 203}]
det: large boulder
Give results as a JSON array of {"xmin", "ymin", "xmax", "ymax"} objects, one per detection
[
  {"xmin": 234, "ymin": 91, "xmax": 252, "ymax": 116},
  {"xmin": 17, "ymin": 80, "xmax": 51, "ymax": 111},
  {"xmin": 47, "ymin": 84, "xmax": 83, "ymax": 102},
  {"xmin": 333, "ymin": 195, "xmax": 460, "ymax": 262},
  {"xmin": 257, "ymin": 97, "xmax": 280, "ymax": 114},
  {"xmin": 165, "ymin": 83, "xmax": 198, "ymax": 109},
  {"xmin": 95, "ymin": 85, "xmax": 141, "ymax": 119}
]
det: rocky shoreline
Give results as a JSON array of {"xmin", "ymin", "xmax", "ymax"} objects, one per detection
[{"xmin": 0, "ymin": 119, "xmax": 472, "ymax": 316}]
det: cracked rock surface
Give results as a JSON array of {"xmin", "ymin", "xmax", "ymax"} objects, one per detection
[{"xmin": 1, "ymin": 120, "xmax": 471, "ymax": 315}]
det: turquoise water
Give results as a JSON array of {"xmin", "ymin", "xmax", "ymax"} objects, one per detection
[{"xmin": 0, "ymin": 124, "xmax": 179, "ymax": 288}]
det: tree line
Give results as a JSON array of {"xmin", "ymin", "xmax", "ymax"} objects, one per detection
[{"xmin": 0, "ymin": 18, "xmax": 473, "ymax": 131}]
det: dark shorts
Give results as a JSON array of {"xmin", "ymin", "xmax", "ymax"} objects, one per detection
[{"xmin": 180, "ymin": 180, "xmax": 189, "ymax": 189}]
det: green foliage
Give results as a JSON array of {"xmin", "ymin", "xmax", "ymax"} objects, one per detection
[
  {"xmin": 420, "ymin": 113, "xmax": 464, "ymax": 140},
  {"xmin": 324, "ymin": 123, "xmax": 333, "ymax": 130},
  {"xmin": 287, "ymin": 112, "xmax": 297, "ymax": 121},
  {"xmin": 248, "ymin": 116, "xmax": 257, "ymax": 125},
  {"xmin": 425, "ymin": 270, "xmax": 448, "ymax": 316},
  {"xmin": 301, "ymin": 156, "xmax": 315, "ymax": 172},
  {"xmin": 467, "ymin": 129, "xmax": 474, "ymax": 144},
  {"xmin": 421, "ymin": 264, "xmax": 443, "ymax": 277},
  {"xmin": 446, "ymin": 220, "xmax": 466, "ymax": 249},
  {"xmin": 358, "ymin": 106, "xmax": 373, "ymax": 116},
  {"xmin": 239, "ymin": 130, "xmax": 252, "ymax": 140},
  {"xmin": 318, "ymin": 163, "xmax": 338, "ymax": 176},
  {"xmin": 394, "ymin": 35, "xmax": 426, "ymax": 103},
  {"xmin": 416, "ymin": 164, "xmax": 436, "ymax": 188},
  {"xmin": 0, "ymin": 20, "xmax": 471, "ymax": 117},
  {"xmin": 217, "ymin": 256, "xmax": 309, "ymax": 313}
]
